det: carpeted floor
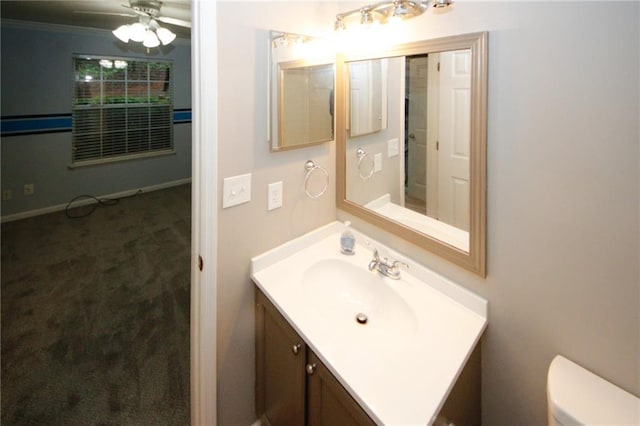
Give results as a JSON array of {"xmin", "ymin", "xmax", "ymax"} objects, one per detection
[{"xmin": 1, "ymin": 184, "xmax": 191, "ymax": 425}]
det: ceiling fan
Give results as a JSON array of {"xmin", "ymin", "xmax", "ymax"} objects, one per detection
[{"xmin": 79, "ymin": 0, "xmax": 190, "ymax": 48}]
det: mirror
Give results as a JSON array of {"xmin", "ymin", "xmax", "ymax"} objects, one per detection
[
  {"xmin": 349, "ymin": 58, "xmax": 388, "ymax": 137},
  {"xmin": 269, "ymin": 31, "xmax": 335, "ymax": 151},
  {"xmin": 336, "ymin": 32, "xmax": 487, "ymax": 276}
]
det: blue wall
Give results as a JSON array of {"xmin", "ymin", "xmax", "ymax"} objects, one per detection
[{"xmin": 0, "ymin": 21, "xmax": 192, "ymax": 218}]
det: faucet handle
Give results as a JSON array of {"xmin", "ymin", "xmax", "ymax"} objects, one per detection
[
  {"xmin": 365, "ymin": 241, "xmax": 380, "ymax": 260},
  {"xmin": 372, "ymin": 248, "xmax": 380, "ymax": 260},
  {"xmin": 390, "ymin": 260, "xmax": 409, "ymax": 273}
]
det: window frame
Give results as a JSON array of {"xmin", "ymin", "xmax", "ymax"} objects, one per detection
[{"xmin": 71, "ymin": 54, "xmax": 175, "ymax": 167}]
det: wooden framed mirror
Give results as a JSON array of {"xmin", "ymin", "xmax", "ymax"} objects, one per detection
[{"xmin": 336, "ymin": 32, "xmax": 487, "ymax": 276}]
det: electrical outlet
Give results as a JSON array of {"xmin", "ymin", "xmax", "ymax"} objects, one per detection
[
  {"xmin": 222, "ymin": 173, "xmax": 251, "ymax": 208},
  {"xmin": 24, "ymin": 184, "xmax": 34, "ymax": 196},
  {"xmin": 2, "ymin": 190, "xmax": 12, "ymax": 201},
  {"xmin": 267, "ymin": 181, "xmax": 283, "ymax": 211}
]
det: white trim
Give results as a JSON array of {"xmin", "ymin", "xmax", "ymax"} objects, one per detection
[
  {"xmin": 190, "ymin": 1, "xmax": 217, "ymax": 425},
  {"xmin": 0, "ymin": 178, "xmax": 191, "ymax": 223},
  {"xmin": 68, "ymin": 150, "xmax": 177, "ymax": 169}
]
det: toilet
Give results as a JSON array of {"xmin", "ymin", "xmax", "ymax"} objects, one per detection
[{"xmin": 547, "ymin": 355, "xmax": 640, "ymax": 425}]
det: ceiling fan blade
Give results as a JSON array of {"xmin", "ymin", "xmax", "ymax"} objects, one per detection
[
  {"xmin": 74, "ymin": 11, "xmax": 137, "ymax": 18},
  {"xmin": 121, "ymin": 4, "xmax": 150, "ymax": 17},
  {"xmin": 157, "ymin": 16, "xmax": 191, "ymax": 28}
]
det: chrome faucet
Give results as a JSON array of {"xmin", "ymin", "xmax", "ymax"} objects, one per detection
[{"xmin": 368, "ymin": 248, "xmax": 409, "ymax": 280}]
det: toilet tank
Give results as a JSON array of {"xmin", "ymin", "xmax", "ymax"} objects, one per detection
[{"xmin": 547, "ymin": 355, "xmax": 640, "ymax": 425}]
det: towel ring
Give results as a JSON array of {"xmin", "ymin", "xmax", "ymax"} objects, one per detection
[
  {"xmin": 356, "ymin": 147, "xmax": 374, "ymax": 180},
  {"xmin": 304, "ymin": 160, "xmax": 328, "ymax": 199}
]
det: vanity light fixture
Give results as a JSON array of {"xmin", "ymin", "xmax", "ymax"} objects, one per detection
[
  {"xmin": 271, "ymin": 32, "xmax": 314, "ymax": 49},
  {"xmin": 334, "ymin": 0, "xmax": 452, "ymax": 30}
]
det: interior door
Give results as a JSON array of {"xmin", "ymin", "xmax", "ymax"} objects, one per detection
[
  {"xmin": 406, "ymin": 55, "xmax": 428, "ymax": 209},
  {"xmin": 437, "ymin": 49, "xmax": 471, "ymax": 231},
  {"xmin": 425, "ymin": 53, "xmax": 440, "ymax": 218},
  {"xmin": 349, "ymin": 59, "xmax": 387, "ymax": 136}
]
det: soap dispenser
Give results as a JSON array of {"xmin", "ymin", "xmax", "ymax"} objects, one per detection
[{"xmin": 340, "ymin": 221, "xmax": 355, "ymax": 255}]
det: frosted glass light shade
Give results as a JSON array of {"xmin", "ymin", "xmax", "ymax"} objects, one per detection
[
  {"xmin": 129, "ymin": 23, "xmax": 147, "ymax": 42},
  {"xmin": 143, "ymin": 30, "xmax": 160, "ymax": 48},
  {"xmin": 156, "ymin": 27, "xmax": 176, "ymax": 45},
  {"xmin": 113, "ymin": 25, "xmax": 131, "ymax": 43}
]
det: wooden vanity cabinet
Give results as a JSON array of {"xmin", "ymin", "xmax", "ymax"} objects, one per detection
[
  {"xmin": 306, "ymin": 350, "xmax": 376, "ymax": 426},
  {"xmin": 255, "ymin": 288, "xmax": 306, "ymax": 425},
  {"xmin": 255, "ymin": 287, "xmax": 480, "ymax": 426},
  {"xmin": 255, "ymin": 288, "xmax": 375, "ymax": 426}
]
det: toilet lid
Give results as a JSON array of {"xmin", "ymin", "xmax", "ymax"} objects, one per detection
[{"xmin": 547, "ymin": 355, "xmax": 640, "ymax": 425}]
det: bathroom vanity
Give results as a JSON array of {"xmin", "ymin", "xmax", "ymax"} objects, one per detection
[{"xmin": 251, "ymin": 222, "xmax": 487, "ymax": 425}]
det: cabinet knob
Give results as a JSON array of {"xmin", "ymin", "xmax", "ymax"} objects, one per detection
[
  {"xmin": 306, "ymin": 363, "xmax": 317, "ymax": 375},
  {"xmin": 292, "ymin": 343, "xmax": 302, "ymax": 356}
]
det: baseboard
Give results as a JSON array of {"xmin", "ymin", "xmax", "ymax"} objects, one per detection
[{"xmin": 1, "ymin": 177, "xmax": 192, "ymax": 223}]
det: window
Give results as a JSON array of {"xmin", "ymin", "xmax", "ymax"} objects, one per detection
[{"xmin": 72, "ymin": 55, "xmax": 173, "ymax": 165}]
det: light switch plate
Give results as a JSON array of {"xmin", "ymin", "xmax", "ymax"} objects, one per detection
[
  {"xmin": 388, "ymin": 138, "xmax": 399, "ymax": 157},
  {"xmin": 267, "ymin": 181, "xmax": 283, "ymax": 211},
  {"xmin": 222, "ymin": 173, "xmax": 251, "ymax": 208},
  {"xmin": 374, "ymin": 153, "xmax": 382, "ymax": 172}
]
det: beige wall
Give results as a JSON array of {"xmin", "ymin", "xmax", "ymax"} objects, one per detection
[
  {"xmin": 216, "ymin": 3, "xmax": 340, "ymax": 425},
  {"xmin": 339, "ymin": 1, "xmax": 640, "ymax": 425},
  {"xmin": 215, "ymin": 1, "xmax": 639, "ymax": 425}
]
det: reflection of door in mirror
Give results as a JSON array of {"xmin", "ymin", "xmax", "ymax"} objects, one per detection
[
  {"xmin": 405, "ymin": 49, "xmax": 471, "ymax": 231},
  {"xmin": 349, "ymin": 59, "xmax": 388, "ymax": 137},
  {"xmin": 406, "ymin": 55, "xmax": 428, "ymax": 215}
]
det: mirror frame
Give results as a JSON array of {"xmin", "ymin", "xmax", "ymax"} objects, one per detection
[
  {"xmin": 268, "ymin": 30, "xmax": 335, "ymax": 152},
  {"xmin": 336, "ymin": 32, "xmax": 488, "ymax": 276}
]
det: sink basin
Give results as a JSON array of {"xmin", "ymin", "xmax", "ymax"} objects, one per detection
[
  {"xmin": 250, "ymin": 221, "xmax": 487, "ymax": 425},
  {"xmin": 301, "ymin": 259, "xmax": 418, "ymax": 346}
]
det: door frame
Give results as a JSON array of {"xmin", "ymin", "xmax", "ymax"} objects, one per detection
[{"xmin": 191, "ymin": 1, "xmax": 218, "ymax": 424}]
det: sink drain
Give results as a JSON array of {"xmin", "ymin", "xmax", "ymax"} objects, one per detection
[{"xmin": 355, "ymin": 313, "xmax": 368, "ymax": 325}]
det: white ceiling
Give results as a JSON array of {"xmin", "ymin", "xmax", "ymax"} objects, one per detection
[{"xmin": 1, "ymin": 0, "xmax": 191, "ymax": 39}]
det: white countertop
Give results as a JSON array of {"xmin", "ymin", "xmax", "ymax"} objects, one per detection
[
  {"xmin": 251, "ymin": 221, "xmax": 487, "ymax": 425},
  {"xmin": 365, "ymin": 194, "xmax": 469, "ymax": 252}
]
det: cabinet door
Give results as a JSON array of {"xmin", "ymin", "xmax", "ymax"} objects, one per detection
[
  {"xmin": 256, "ymin": 289, "xmax": 306, "ymax": 426},
  {"xmin": 434, "ymin": 344, "xmax": 481, "ymax": 426},
  {"xmin": 306, "ymin": 350, "xmax": 376, "ymax": 426}
]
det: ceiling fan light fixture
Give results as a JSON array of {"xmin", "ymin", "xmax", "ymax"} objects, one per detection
[
  {"xmin": 156, "ymin": 27, "xmax": 176, "ymax": 45},
  {"xmin": 129, "ymin": 22, "xmax": 147, "ymax": 42},
  {"xmin": 110, "ymin": 1, "xmax": 185, "ymax": 48},
  {"xmin": 143, "ymin": 29, "xmax": 160, "ymax": 48},
  {"xmin": 113, "ymin": 24, "xmax": 131, "ymax": 43}
]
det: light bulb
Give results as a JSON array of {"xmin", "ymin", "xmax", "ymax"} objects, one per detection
[
  {"xmin": 112, "ymin": 25, "xmax": 131, "ymax": 43},
  {"xmin": 129, "ymin": 22, "xmax": 147, "ymax": 42},
  {"xmin": 156, "ymin": 27, "xmax": 176, "ymax": 45},
  {"xmin": 143, "ymin": 30, "xmax": 160, "ymax": 48}
]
